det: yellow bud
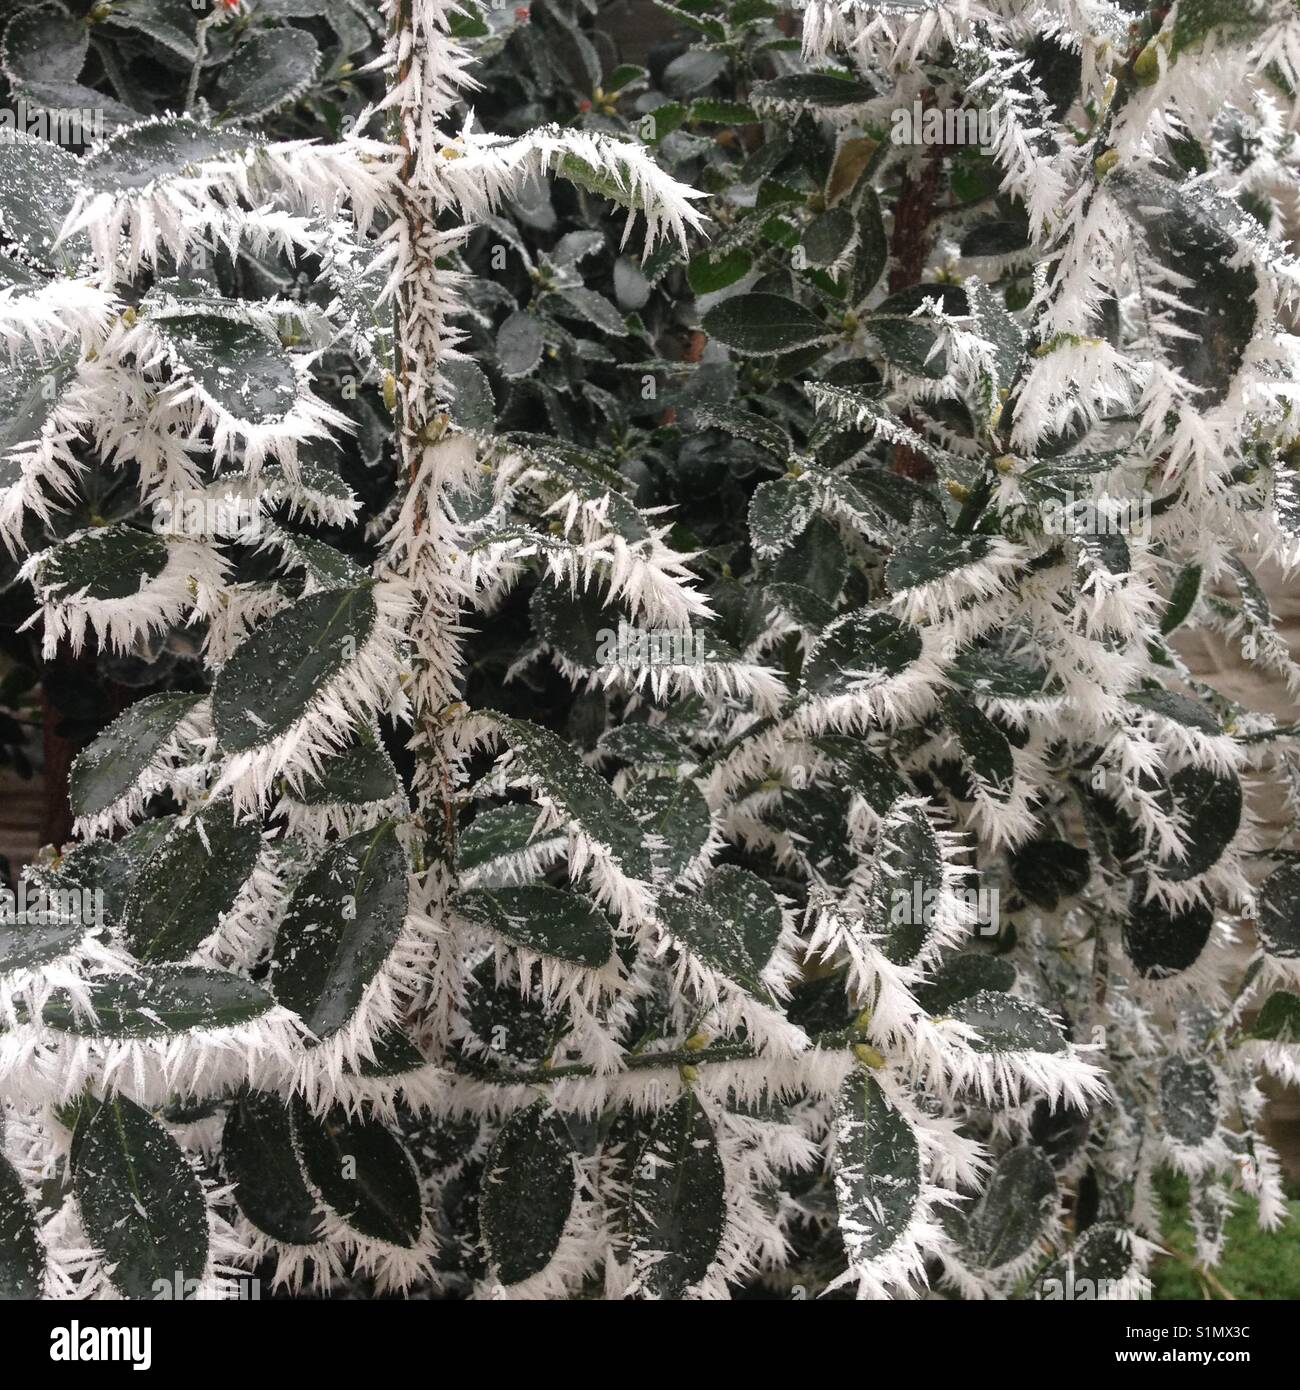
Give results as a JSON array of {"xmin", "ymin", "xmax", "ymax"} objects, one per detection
[
  {"xmin": 993, "ymin": 454, "xmax": 1016, "ymax": 474},
  {"xmin": 946, "ymin": 480, "xmax": 971, "ymax": 502},
  {"xmin": 382, "ymin": 371, "xmax": 397, "ymax": 412},
  {"xmin": 1132, "ymin": 41, "xmax": 1160, "ymax": 85},
  {"xmin": 1094, "ymin": 149, "xmax": 1119, "ymax": 179},
  {"xmin": 684, "ymin": 1032, "xmax": 710, "ymax": 1051},
  {"xmin": 853, "ymin": 1042, "xmax": 886, "ymax": 1070},
  {"xmin": 120, "ymin": 306, "xmax": 137, "ymax": 326},
  {"xmin": 679, "ymin": 1064, "xmax": 699, "ymax": 1085}
]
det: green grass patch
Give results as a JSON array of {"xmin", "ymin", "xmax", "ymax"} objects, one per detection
[{"xmin": 1151, "ymin": 1170, "xmax": 1300, "ymax": 1301}]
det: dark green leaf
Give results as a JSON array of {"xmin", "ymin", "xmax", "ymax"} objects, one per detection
[
  {"xmin": 1257, "ymin": 862, "xmax": 1300, "ymax": 960},
  {"xmin": 658, "ymin": 865, "xmax": 783, "ymax": 995},
  {"xmin": 627, "ymin": 1092, "xmax": 725, "ymax": 1296},
  {"xmin": 121, "ymin": 803, "xmax": 261, "ymax": 962},
  {"xmin": 37, "ymin": 524, "xmax": 167, "ymax": 604},
  {"xmin": 271, "ymin": 822, "xmax": 409, "ymax": 1039},
  {"xmin": 68, "ymin": 693, "xmax": 202, "ymax": 820},
  {"xmin": 74, "ymin": 1097, "xmax": 208, "ymax": 1299},
  {"xmin": 215, "ymin": 28, "xmax": 320, "ymax": 119},
  {"xmin": 44, "ymin": 966, "xmax": 277, "ymax": 1037},
  {"xmin": 223, "ymin": 1090, "xmax": 322, "ymax": 1246},
  {"xmin": 296, "ymin": 1103, "xmax": 422, "ymax": 1247},
  {"xmin": 963, "ymin": 1146, "xmax": 1057, "ymax": 1270},
  {"xmin": 456, "ymin": 885, "xmax": 614, "ymax": 968},
  {"xmin": 213, "ymin": 586, "xmax": 376, "ymax": 753},
  {"xmin": 154, "ymin": 313, "xmax": 298, "ymax": 424},
  {"xmin": 1159, "ymin": 1056, "xmax": 1219, "ymax": 1147},
  {"xmin": 702, "ymin": 293, "xmax": 831, "ymax": 357},
  {"xmin": 949, "ymin": 991, "xmax": 1066, "ymax": 1053},
  {"xmin": 833, "ymin": 1073, "xmax": 920, "ymax": 1270},
  {"xmin": 0, "ymin": 1152, "xmax": 43, "ymax": 1298},
  {"xmin": 481, "ymin": 1103, "xmax": 575, "ymax": 1285}
]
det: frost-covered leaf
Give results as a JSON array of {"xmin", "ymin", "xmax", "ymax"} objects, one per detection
[
  {"xmin": 686, "ymin": 403, "xmax": 792, "ymax": 459},
  {"xmin": 867, "ymin": 284, "xmax": 968, "ymax": 378},
  {"xmin": 103, "ymin": 0, "xmax": 200, "ymax": 62},
  {"xmin": 442, "ymin": 357, "xmax": 496, "ymax": 435},
  {"xmin": 966, "ymin": 278, "xmax": 1024, "ymax": 392},
  {"xmin": 213, "ymin": 586, "xmax": 376, "ymax": 754},
  {"xmin": 1159, "ymin": 1057, "xmax": 1218, "ymax": 1147},
  {"xmin": 0, "ymin": 5, "xmax": 87, "ymax": 83},
  {"xmin": 0, "ymin": 915, "xmax": 85, "ymax": 975},
  {"xmin": 1160, "ymin": 563, "xmax": 1202, "ymax": 635},
  {"xmin": 962, "ymin": 1145, "xmax": 1056, "ymax": 1270},
  {"xmin": 74, "ymin": 1097, "xmax": 208, "ymax": 1299},
  {"xmin": 293, "ymin": 741, "xmax": 401, "ymax": 807},
  {"xmin": 702, "ymin": 293, "xmax": 831, "ymax": 357},
  {"xmin": 0, "ymin": 1151, "xmax": 43, "ymax": 1297},
  {"xmin": 658, "ymin": 865, "xmax": 782, "ymax": 995},
  {"xmin": 496, "ymin": 310, "xmax": 546, "ymax": 379},
  {"xmin": 1035, "ymin": 1223, "xmax": 1145, "ymax": 1299},
  {"xmin": 215, "ymin": 28, "xmax": 321, "ymax": 119},
  {"xmin": 82, "ymin": 117, "xmax": 263, "ymax": 192},
  {"xmin": 915, "ymin": 953, "xmax": 1016, "ymax": 1014},
  {"xmin": 942, "ymin": 693, "xmax": 1013, "ymax": 794},
  {"xmin": 749, "ymin": 478, "xmax": 812, "ymax": 558},
  {"xmin": 1108, "ymin": 170, "xmax": 1255, "ymax": 404},
  {"xmin": 555, "ymin": 287, "xmax": 627, "ymax": 337},
  {"xmin": 803, "ymin": 608, "xmax": 922, "ymax": 694},
  {"xmin": 68, "ymin": 693, "xmax": 203, "ymax": 821},
  {"xmin": 1256, "ymin": 862, "xmax": 1300, "ymax": 960},
  {"xmin": 0, "ymin": 348, "xmax": 74, "ymax": 472},
  {"xmin": 121, "ymin": 803, "xmax": 261, "ymax": 961},
  {"xmin": 1155, "ymin": 767, "xmax": 1241, "ymax": 882},
  {"xmin": 1123, "ymin": 886, "xmax": 1213, "ymax": 979},
  {"xmin": 887, "ymin": 528, "xmax": 990, "ymax": 594},
  {"xmin": 1126, "ymin": 689, "xmax": 1222, "ymax": 734},
  {"xmin": 490, "ymin": 715, "xmax": 651, "ymax": 880},
  {"xmin": 44, "ymin": 966, "xmax": 277, "ymax": 1036},
  {"xmin": 481, "ymin": 1102, "xmax": 575, "ymax": 1285},
  {"xmin": 153, "ymin": 313, "xmax": 298, "ymax": 424},
  {"xmin": 459, "ymin": 804, "xmax": 548, "ymax": 875},
  {"xmin": 456, "ymin": 885, "xmax": 614, "ymax": 968},
  {"xmin": 753, "ymin": 73, "xmax": 875, "ymax": 107},
  {"xmin": 833, "ymin": 1073, "xmax": 921, "ymax": 1271},
  {"xmin": 296, "ymin": 1103, "xmax": 422, "ymax": 1247},
  {"xmin": 949, "ymin": 991, "xmax": 1066, "ymax": 1053},
  {"xmin": 803, "ymin": 207, "xmax": 854, "ymax": 267},
  {"xmin": 598, "ymin": 723, "xmax": 686, "ymax": 766},
  {"xmin": 625, "ymin": 774, "xmax": 712, "ymax": 882},
  {"xmin": 223, "ymin": 1090, "xmax": 323, "ymax": 1246},
  {"xmin": 627, "ymin": 1092, "xmax": 725, "ymax": 1297},
  {"xmin": 0, "ymin": 135, "xmax": 80, "ymax": 272},
  {"xmin": 271, "ymin": 821, "xmax": 409, "ymax": 1039},
  {"xmin": 875, "ymin": 800, "xmax": 945, "ymax": 966},
  {"xmin": 36, "ymin": 524, "xmax": 167, "ymax": 603}
]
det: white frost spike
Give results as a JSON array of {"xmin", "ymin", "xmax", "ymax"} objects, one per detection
[
  {"xmin": 23, "ymin": 535, "xmax": 228, "ymax": 660},
  {"xmin": 213, "ymin": 581, "xmax": 413, "ymax": 815}
]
